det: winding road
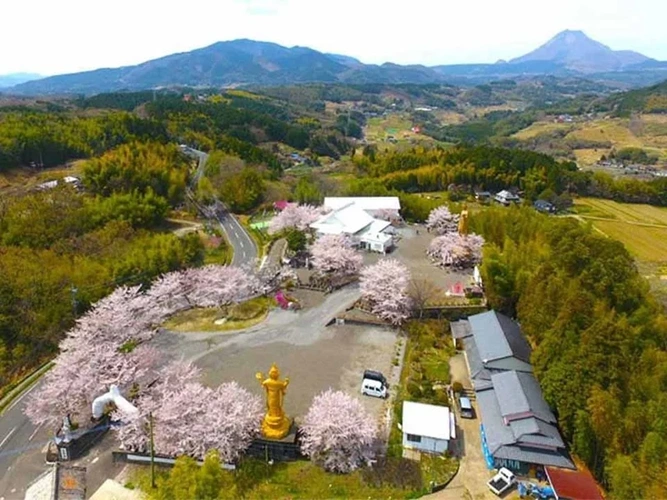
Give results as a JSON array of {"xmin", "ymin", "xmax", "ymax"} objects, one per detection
[{"xmin": 185, "ymin": 147, "xmax": 258, "ymax": 268}]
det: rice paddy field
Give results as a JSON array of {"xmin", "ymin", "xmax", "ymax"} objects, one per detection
[{"xmin": 574, "ymin": 197, "xmax": 667, "ymax": 305}]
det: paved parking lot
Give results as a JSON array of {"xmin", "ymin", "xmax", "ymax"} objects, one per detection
[
  {"xmin": 363, "ymin": 225, "xmax": 472, "ymax": 291},
  {"xmin": 156, "ymin": 286, "xmax": 399, "ymax": 422}
]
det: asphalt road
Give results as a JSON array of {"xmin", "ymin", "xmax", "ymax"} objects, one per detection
[
  {"xmin": 186, "ymin": 148, "xmax": 258, "ymax": 268},
  {"xmin": 0, "ymin": 382, "xmax": 51, "ymax": 499}
]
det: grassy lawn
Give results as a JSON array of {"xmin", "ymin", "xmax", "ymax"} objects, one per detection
[
  {"xmin": 240, "ymin": 461, "xmax": 424, "ymax": 499},
  {"xmin": 163, "ymin": 296, "xmax": 274, "ymax": 332},
  {"xmin": 133, "ymin": 457, "xmax": 454, "ymax": 499}
]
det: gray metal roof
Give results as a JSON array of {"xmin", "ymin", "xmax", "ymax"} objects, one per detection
[
  {"xmin": 450, "ymin": 320, "xmax": 472, "ymax": 340},
  {"xmin": 468, "ymin": 311, "xmax": 531, "ymax": 364},
  {"xmin": 464, "ymin": 335, "xmax": 488, "ymax": 381},
  {"xmin": 477, "ymin": 386, "xmax": 517, "ymax": 453},
  {"xmin": 493, "ymin": 445, "xmax": 575, "ymax": 470},
  {"xmin": 492, "ymin": 371, "xmax": 556, "ymax": 424},
  {"xmin": 476, "ymin": 370, "xmax": 571, "ymax": 469}
]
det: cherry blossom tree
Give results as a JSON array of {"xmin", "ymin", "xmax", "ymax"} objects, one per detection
[
  {"xmin": 25, "ymin": 265, "xmax": 261, "ymax": 428},
  {"xmin": 300, "ymin": 390, "xmax": 377, "ymax": 473},
  {"xmin": 359, "ymin": 259, "xmax": 412, "ymax": 325},
  {"xmin": 268, "ymin": 203, "xmax": 322, "ymax": 234},
  {"xmin": 115, "ymin": 361, "xmax": 262, "ymax": 462},
  {"xmin": 426, "ymin": 206, "xmax": 459, "ymax": 235},
  {"xmin": 26, "ymin": 284, "xmax": 166, "ymax": 427},
  {"xmin": 427, "ymin": 232, "xmax": 485, "ymax": 269},
  {"xmin": 310, "ymin": 234, "xmax": 362, "ymax": 279}
]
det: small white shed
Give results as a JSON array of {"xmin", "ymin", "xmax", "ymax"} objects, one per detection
[{"xmin": 402, "ymin": 401, "xmax": 456, "ymax": 454}]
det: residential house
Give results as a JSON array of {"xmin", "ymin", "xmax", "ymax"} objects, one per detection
[
  {"xmin": 494, "ymin": 190, "xmax": 521, "ymax": 206},
  {"xmin": 401, "ymin": 401, "xmax": 455, "ymax": 454},
  {"xmin": 476, "ymin": 370, "xmax": 574, "ymax": 472},
  {"xmin": 450, "ymin": 310, "xmax": 574, "ymax": 473},
  {"xmin": 475, "ymin": 191, "xmax": 492, "ymax": 201},
  {"xmin": 452, "ymin": 310, "xmax": 533, "ymax": 383},
  {"xmin": 534, "ymin": 200, "xmax": 556, "ymax": 214}
]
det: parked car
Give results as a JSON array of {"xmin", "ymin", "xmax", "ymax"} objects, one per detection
[
  {"xmin": 363, "ymin": 369, "xmax": 388, "ymax": 388},
  {"xmin": 488, "ymin": 468, "xmax": 516, "ymax": 496},
  {"xmin": 360, "ymin": 378, "xmax": 387, "ymax": 399},
  {"xmin": 459, "ymin": 396, "xmax": 474, "ymax": 419}
]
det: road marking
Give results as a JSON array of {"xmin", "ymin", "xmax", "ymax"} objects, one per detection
[
  {"xmin": 0, "ymin": 427, "xmax": 17, "ymax": 449},
  {"xmin": 4, "ymin": 381, "xmax": 39, "ymax": 415},
  {"xmin": 243, "ymin": 251, "xmax": 247, "ymax": 258},
  {"xmin": 28, "ymin": 423, "xmax": 42, "ymax": 442},
  {"xmin": 239, "ymin": 239, "xmax": 245, "ymax": 248}
]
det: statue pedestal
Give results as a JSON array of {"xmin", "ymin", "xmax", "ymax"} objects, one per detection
[
  {"xmin": 261, "ymin": 414, "xmax": 291, "ymax": 440},
  {"xmin": 248, "ymin": 423, "xmax": 301, "ymax": 462}
]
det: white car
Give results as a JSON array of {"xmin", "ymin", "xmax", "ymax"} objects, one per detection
[{"xmin": 360, "ymin": 378, "xmax": 387, "ymax": 399}]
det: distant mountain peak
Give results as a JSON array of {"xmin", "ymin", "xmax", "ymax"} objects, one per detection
[{"xmin": 510, "ymin": 29, "xmax": 652, "ymax": 72}]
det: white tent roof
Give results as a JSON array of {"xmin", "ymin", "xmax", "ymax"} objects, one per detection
[
  {"xmin": 324, "ymin": 197, "xmax": 401, "ymax": 211},
  {"xmin": 402, "ymin": 401, "xmax": 451, "ymax": 440}
]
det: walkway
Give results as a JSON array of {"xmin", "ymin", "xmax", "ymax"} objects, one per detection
[{"xmin": 429, "ymin": 353, "xmax": 496, "ymax": 500}]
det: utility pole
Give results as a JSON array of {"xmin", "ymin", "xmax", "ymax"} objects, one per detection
[{"xmin": 149, "ymin": 412, "xmax": 156, "ymax": 488}]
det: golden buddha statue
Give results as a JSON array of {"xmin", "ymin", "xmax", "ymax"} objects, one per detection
[
  {"xmin": 458, "ymin": 204, "xmax": 469, "ymax": 235},
  {"xmin": 255, "ymin": 364, "xmax": 291, "ymax": 439}
]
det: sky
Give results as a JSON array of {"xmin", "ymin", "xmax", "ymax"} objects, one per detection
[{"xmin": 2, "ymin": 0, "xmax": 667, "ymax": 76}]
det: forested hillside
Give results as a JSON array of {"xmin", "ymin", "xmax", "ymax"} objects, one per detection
[
  {"xmin": 474, "ymin": 207, "xmax": 667, "ymax": 498},
  {"xmin": 351, "ymin": 145, "xmax": 667, "ymax": 205}
]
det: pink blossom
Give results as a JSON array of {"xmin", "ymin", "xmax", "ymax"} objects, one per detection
[
  {"xmin": 359, "ymin": 259, "xmax": 412, "ymax": 325},
  {"xmin": 25, "ymin": 265, "xmax": 261, "ymax": 428},
  {"xmin": 115, "ymin": 361, "xmax": 261, "ymax": 462},
  {"xmin": 310, "ymin": 234, "xmax": 362, "ymax": 278},
  {"xmin": 427, "ymin": 232, "xmax": 484, "ymax": 269},
  {"xmin": 268, "ymin": 203, "xmax": 322, "ymax": 234},
  {"xmin": 300, "ymin": 390, "xmax": 377, "ymax": 473},
  {"xmin": 426, "ymin": 206, "xmax": 459, "ymax": 235}
]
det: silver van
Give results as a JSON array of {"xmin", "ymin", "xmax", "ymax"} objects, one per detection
[{"xmin": 361, "ymin": 378, "xmax": 387, "ymax": 399}]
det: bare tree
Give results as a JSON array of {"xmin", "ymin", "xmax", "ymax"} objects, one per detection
[{"xmin": 408, "ymin": 278, "xmax": 442, "ymax": 318}]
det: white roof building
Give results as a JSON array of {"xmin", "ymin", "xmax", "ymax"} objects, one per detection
[
  {"xmin": 310, "ymin": 203, "xmax": 376, "ymax": 235},
  {"xmin": 402, "ymin": 401, "xmax": 456, "ymax": 454},
  {"xmin": 494, "ymin": 190, "xmax": 520, "ymax": 205},
  {"xmin": 323, "ymin": 197, "xmax": 401, "ymax": 212},
  {"xmin": 311, "ymin": 198, "xmax": 398, "ymax": 254}
]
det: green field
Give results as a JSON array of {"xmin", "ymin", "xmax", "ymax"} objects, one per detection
[{"xmin": 573, "ymin": 197, "xmax": 667, "ymax": 304}]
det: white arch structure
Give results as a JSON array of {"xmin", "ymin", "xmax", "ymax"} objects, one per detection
[{"xmin": 91, "ymin": 384, "xmax": 139, "ymax": 419}]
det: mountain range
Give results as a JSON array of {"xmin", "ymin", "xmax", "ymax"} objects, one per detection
[
  {"xmin": 0, "ymin": 73, "xmax": 42, "ymax": 89},
  {"xmin": 7, "ymin": 30, "xmax": 667, "ymax": 95}
]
